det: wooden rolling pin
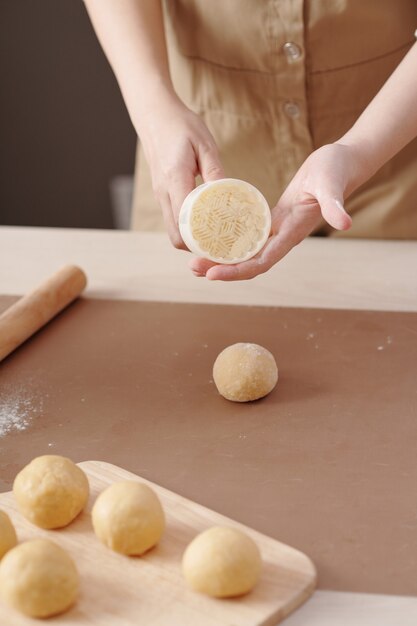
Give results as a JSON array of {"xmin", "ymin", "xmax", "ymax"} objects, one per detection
[{"xmin": 0, "ymin": 265, "xmax": 87, "ymax": 363}]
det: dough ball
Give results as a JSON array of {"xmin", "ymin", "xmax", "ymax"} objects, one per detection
[
  {"xmin": 0, "ymin": 539, "xmax": 79, "ymax": 618},
  {"xmin": 213, "ymin": 343, "xmax": 278, "ymax": 402},
  {"xmin": 0, "ymin": 510, "xmax": 17, "ymax": 559},
  {"xmin": 13, "ymin": 455, "xmax": 89, "ymax": 529},
  {"xmin": 182, "ymin": 526, "xmax": 262, "ymax": 597},
  {"xmin": 91, "ymin": 481, "xmax": 165, "ymax": 555}
]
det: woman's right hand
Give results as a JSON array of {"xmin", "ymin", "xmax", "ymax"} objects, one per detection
[
  {"xmin": 83, "ymin": 0, "xmax": 224, "ymax": 248},
  {"xmin": 137, "ymin": 93, "xmax": 224, "ymax": 248}
]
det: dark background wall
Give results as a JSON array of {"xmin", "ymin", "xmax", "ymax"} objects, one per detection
[{"xmin": 0, "ymin": 0, "xmax": 136, "ymax": 228}]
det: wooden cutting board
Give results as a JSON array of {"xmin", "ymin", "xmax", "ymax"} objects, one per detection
[{"xmin": 0, "ymin": 461, "xmax": 316, "ymax": 626}]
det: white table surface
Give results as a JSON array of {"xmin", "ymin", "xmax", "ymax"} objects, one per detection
[{"xmin": 1, "ymin": 226, "xmax": 417, "ymax": 625}]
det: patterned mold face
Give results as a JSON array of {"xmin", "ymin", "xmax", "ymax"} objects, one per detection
[{"xmin": 186, "ymin": 180, "xmax": 271, "ymax": 264}]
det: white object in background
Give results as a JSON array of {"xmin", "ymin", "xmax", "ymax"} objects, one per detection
[
  {"xmin": 179, "ymin": 178, "xmax": 271, "ymax": 264},
  {"xmin": 110, "ymin": 175, "xmax": 134, "ymax": 230}
]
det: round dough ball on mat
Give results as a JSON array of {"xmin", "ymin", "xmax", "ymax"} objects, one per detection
[
  {"xmin": 182, "ymin": 526, "xmax": 262, "ymax": 598},
  {"xmin": 213, "ymin": 343, "xmax": 278, "ymax": 402},
  {"xmin": 0, "ymin": 510, "xmax": 17, "ymax": 559},
  {"xmin": 92, "ymin": 481, "xmax": 165, "ymax": 555},
  {"xmin": 13, "ymin": 455, "xmax": 89, "ymax": 529},
  {"xmin": 0, "ymin": 539, "xmax": 79, "ymax": 618}
]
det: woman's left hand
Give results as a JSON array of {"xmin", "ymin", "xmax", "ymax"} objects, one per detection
[{"xmin": 189, "ymin": 142, "xmax": 368, "ymax": 281}]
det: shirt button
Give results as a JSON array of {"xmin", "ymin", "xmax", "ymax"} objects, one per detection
[
  {"xmin": 283, "ymin": 101, "xmax": 300, "ymax": 118},
  {"xmin": 282, "ymin": 42, "xmax": 302, "ymax": 62}
]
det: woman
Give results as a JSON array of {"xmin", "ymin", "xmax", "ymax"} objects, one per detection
[{"xmin": 84, "ymin": 0, "xmax": 417, "ymax": 280}]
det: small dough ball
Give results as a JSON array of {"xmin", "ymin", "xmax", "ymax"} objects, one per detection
[
  {"xmin": 13, "ymin": 455, "xmax": 89, "ymax": 529},
  {"xmin": 182, "ymin": 526, "xmax": 262, "ymax": 597},
  {"xmin": 213, "ymin": 342, "xmax": 278, "ymax": 402},
  {"xmin": 0, "ymin": 510, "xmax": 17, "ymax": 559},
  {"xmin": 0, "ymin": 539, "xmax": 79, "ymax": 618},
  {"xmin": 92, "ymin": 481, "xmax": 165, "ymax": 555}
]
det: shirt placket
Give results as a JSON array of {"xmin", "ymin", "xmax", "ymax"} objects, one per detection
[{"xmin": 269, "ymin": 0, "xmax": 313, "ymax": 185}]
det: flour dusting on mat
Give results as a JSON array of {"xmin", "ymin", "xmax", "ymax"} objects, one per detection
[{"xmin": 0, "ymin": 391, "xmax": 42, "ymax": 438}]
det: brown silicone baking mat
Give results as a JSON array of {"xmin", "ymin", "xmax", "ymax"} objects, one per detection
[{"xmin": 0, "ymin": 295, "xmax": 416, "ymax": 595}]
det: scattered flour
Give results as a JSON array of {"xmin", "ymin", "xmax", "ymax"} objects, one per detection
[{"xmin": 0, "ymin": 392, "xmax": 42, "ymax": 438}]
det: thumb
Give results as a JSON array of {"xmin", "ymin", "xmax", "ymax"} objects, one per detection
[
  {"xmin": 318, "ymin": 194, "xmax": 352, "ymax": 231},
  {"xmin": 197, "ymin": 142, "xmax": 225, "ymax": 182}
]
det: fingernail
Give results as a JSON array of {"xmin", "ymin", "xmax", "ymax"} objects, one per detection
[
  {"xmin": 335, "ymin": 199, "xmax": 347, "ymax": 214},
  {"xmin": 206, "ymin": 270, "xmax": 217, "ymax": 281}
]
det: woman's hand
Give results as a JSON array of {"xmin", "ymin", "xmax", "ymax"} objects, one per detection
[
  {"xmin": 189, "ymin": 142, "xmax": 369, "ymax": 280},
  {"xmin": 138, "ymin": 94, "xmax": 224, "ymax": 248},
  {"xmin": 83, "ymin": 0, "xmax": 224, "ymax": 248}
]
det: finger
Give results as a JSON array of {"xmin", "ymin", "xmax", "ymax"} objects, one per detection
[
  {"xmin": 206, "ymin": 262, "xmax": 261, "ymax": 281},
  {"xmin": 205, "ymin": 237, "xmax": 283, "ymax": 281},
  {"xmin": 317, "ymin": 194, "xmax": 352, "ymax": 231},
  {"xmin": 168, "ymin": 169, "xmax": 196, "ymax": 224},
  {"xmin": 156, "ymin": 189, "xmax": 187, "ymax": 250},
  {"xmin": 197, "ymin": 141, "xmax": 225, "ymax": 182},
  {"xmin": 188, "ymin": 257, "xmax": 217, "ymax": 277}
]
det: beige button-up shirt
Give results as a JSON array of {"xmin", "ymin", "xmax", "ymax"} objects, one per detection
[{"xmin": 132, "ymin": 0, "xmax": 417, "ymax": 240}]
